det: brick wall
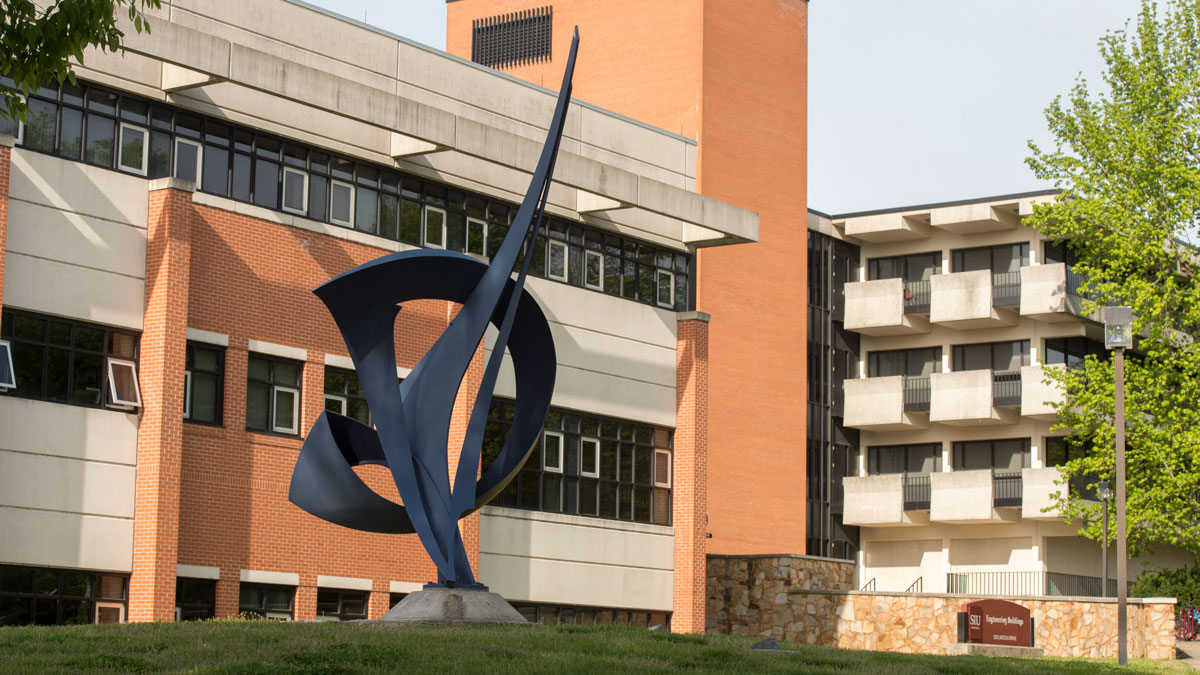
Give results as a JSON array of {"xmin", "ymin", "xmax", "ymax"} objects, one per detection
[
  {"xmin": 134, "ymin": 189, "xmax": 483, "ymax": 619},
  {"xmin": 673, "ymin": 313, "xmax": 710, "ymax": 633}
]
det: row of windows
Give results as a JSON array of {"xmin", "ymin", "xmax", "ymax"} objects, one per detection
[
  {"xmin": 0, "ymin": 78, "xmax": 693, "ymax": 312},
  {"xmin": 512, "ymin": 601, "xmax": 670, "ymax": 630},
  {"xmin": 482, "ymin": 399, "xmax": 674, "ymax": 525},
  {"xmin": 866, "ymin": 242, "xmax": 1076, "ymax": 281},
  {"xmin": 0, "ymin": 310, "xmax": 141, "ymax": 409},
  {"xmin": 867, "ymin": 438, "xmax": 1042, "ymax": 475},
  {"xmin": 0, "ymin": 565, "xmax": 127, "ymax": 626},
  {"xmin": 866, "ymin": 340, "xmax": 1046, "ymax": 378},
  {"xmin": 177, "ymin": 579, "xmax": 408, "ymax": 622}
]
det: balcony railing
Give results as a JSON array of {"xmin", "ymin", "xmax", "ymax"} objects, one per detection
[
  {"xmin": 992, "ymin": 271, "xmax": 1021, "ymax": 306},
  {"xmin": 1066, "ymin": 266, "xmax": 1088, "ymax": 298},
  {"xmin": 946, "ymin": 571, "xmax": 1131, "ymax": 598},
  {"xmin": 993, "ymin": 470, "xmax": 1023, "ymax": 507},
  {"xmin": 903, "ymin": 376, "xmax": 931, "ymax": 412},
  {"xmin": 991, "ymin": 369, "xmax": 1022, "ymax": 406},
  {"xmin": 903, "ymin": 279, "xmax": 931, "ymax": 314},
  {"xmin": 902, "ymin": 474, "xmax": 931, "ymax": 510}
]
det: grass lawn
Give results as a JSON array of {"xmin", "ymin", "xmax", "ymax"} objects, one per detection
[{"xmin": 0, "ymin": 621, "xmax": 1191, "ymax": 674}]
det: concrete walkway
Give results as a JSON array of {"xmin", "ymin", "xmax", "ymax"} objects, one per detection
[{"xmin": 1178, "ymin": 642, "xmax": 1200, "ymax": 671}]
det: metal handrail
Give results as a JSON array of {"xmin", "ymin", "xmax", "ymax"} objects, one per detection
[
  {"xmin": 993, "ymin": 470, "xmax": 1023, "ymax": 507},
  {"xmin": 946, "ymin": 570, "xmax": 1132, "ymax": 598},
  {"xmin": 902, "ymin": 474, "xmax": 931, "ymax": 510},
  {"xmin": 904, "ymin": 280, "xmax": 931, "ymax": 314},
  {"xmin": 905, "ymin": 577, "xmax": 923, "ymax": 594},
  {"xmin": 861, "ymin": 578, "xmax": 876, "ymax": 592},
  {"xmin": 991, "ymin": 370, "xmax": 1022, "ymax": 406},
  {"xmin": 992, "ymin": 271, "xmax": 1021, "ymax": 306},
  {"xmin": 903, "ymin": 376, "xmax": 931, "ymax": 412}
]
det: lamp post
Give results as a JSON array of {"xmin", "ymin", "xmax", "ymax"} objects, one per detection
[
  {"xmin": 1104, "ymin": 306, "xmax": 1132, "ymax": 666},
  {"xmin": 1098, "ymin": 480, "xmax": 1112, "ymax": 597}
]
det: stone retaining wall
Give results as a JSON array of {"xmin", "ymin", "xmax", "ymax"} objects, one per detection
[
  {"xmin": 709, "ymin": 579, "xmax": 1176, "ymax": 659},
  {"xmin": 705, "ymin": 554, "xmax": 856, "ymax": 635}
]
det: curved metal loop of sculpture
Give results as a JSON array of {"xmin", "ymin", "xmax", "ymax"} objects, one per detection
[{"xmin": 288, "ymin": 30, "xmax": 580, "ymax": 588}]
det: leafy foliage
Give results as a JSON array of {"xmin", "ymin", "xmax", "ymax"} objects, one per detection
[
  {"xmin": 1133, "ymin": 562, "xmax": 1200, "ymax": 607},
  {"xmin": 1026, "ymin": 0, "xmax": 1200, "ymax": 555},
  {"xmin": 1, "ymin": 0, "xmax": 160, "ymax": 122}
]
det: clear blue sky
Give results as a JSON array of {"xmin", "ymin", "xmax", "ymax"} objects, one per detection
[{"xmin": 302, "ymin": 0, "xmax": 1141, "ymax": 214}]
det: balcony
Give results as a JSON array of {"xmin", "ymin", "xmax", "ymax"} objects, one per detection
[
  {"xmin": 841, "ymin": 213, "xmax": 931, "ymax": 243},
  {"xmin": 844, "ymin": 278, "xmax": 931, "ymax": 336},
  {"xmin": 929, "ymin": 370, "xmax": 1019, "ymax": 426},
  {"xmin": 903, "ymin": 474, "xmax": 932, "ymax": 510},
  {"xmin": 1019, "ymin": 263, "xmax": 1094, "ymax": 322},
  {"xmin": 842, "ymin": 474, "xmax": 930, "ymax": 527},
  {"xmin": 1022, "ymin": 467, "xmax": 1068, "ymax": 521},
  {"xmin": 843, "ymin": 376, "xmax": 930, "ymax": 431},
  {"xmin": 1020, "ymin": 364, "xmax": 1065, "ymax": 421},
  {"xmin": 930, "ymin": 203, "xmax": 1020, "ymax": 235},
  {"xmin": 930, "ymin": 270, "xmax": 1018, "ymax": 329},
  {"xmin": 930, "ymin": 470, "xmax": 1020, "ymax": 524}
]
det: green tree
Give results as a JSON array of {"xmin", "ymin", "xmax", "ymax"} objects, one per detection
[
  {"xmin": 2, "ymin": 0, "xmax": 160, "ymax": 122},
  {"xmin": 1026, "ymin": 0, "xmax": 1200, "ymax": 556}
]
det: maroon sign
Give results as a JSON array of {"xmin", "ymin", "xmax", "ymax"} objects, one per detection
[{"xmin": 964, "ymin": 599, "xmax": 1032, "ymax": 647}]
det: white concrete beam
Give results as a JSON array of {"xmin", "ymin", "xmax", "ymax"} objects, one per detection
[
  {"xmin": 161, "ymin": 63, "xmax": 224, "ymax": 92},
  {"xmin": 390, "ymin": 132, "xmax": 444, "ymax": 159}
]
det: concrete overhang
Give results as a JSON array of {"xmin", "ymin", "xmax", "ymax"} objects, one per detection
[{"xmin": 113, "ymin": 14, "xmax": 758, "ymax": 248}]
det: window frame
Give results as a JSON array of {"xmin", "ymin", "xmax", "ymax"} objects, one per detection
[
  {"xmin": 272, "ymin": 384, "xmax": 301, "ymax": 435},
  {"xmin": 281, "ymin": 166, "xmax": 309, "ymax": 216},
  {"xmin": 329, "ymin": 178, "xmax": 355, "ymax": 227},
  {"xmin": 653, "ymin": 449, "xmax": 672, "ymax": 488},
  {"xmin": 184, "ymin": 342, "xmax": 224, "ymax": 425},
  {"xmin": 655, "ymin": 269, "xmax": 675, "ymax": 308},
  {"xmin": 546, "ymin": 239, "xmax": 568, "ymax": 282},
  {"xmin": 105, "ymin": 357, "xmax": 141, "ymax": 408},
  {"xmin": 237, "ymin": 583, "xmax": 295, "ymax": 621},
  {"xmin": 117, "ymin": 121, "xmax": 149, "ymax": 176},
  {"xmin": 583, "ymin": 249, "xmax": 604, "ymax": 291},
  {"xmin": 580, "ymin": 436, "xmax": 600, "ymax": 478},
  {"xmin": 542, "ymin": 430, "xmax": 564, "ymax": 473},
  {"xmin": 466, "ymin": 216, "xmax": 488, "ymax": 258},
  {"xmin": 173, "ymin": 136, "xmax": 203, "ymax": 189},
  {"xmin": 423, "ymin": 205, "xmax": 447, "ymax": 249},
  {"xmin": 0, "ymin": 340, "xmax": 15, "ymax": 389},
  {"xmin": 245, "ymin": 354, "xmax": 303, "ymax": 436}
]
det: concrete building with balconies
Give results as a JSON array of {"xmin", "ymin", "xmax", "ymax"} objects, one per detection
[{"xmin": 811, "ymin": 192, "xmax": 1194, "ymax": 597}]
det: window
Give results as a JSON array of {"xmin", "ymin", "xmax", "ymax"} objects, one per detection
[
  {"xmin": 467, "ymin": 217, "xmax": 488, "ymax": 258},
  {"xmin": 868, "ymin": 252, "xmax": 941, "ymax": 281},
  {"xmin": 106, "ymin": 359, "xmax": 141, "ymax": 407},
  {"xmin": 584, "ymin": 250, "xmax": 603, "ymax": 291},
  {"xmin": 546, "ymin": 239, "xmax": 568, "ymax": 282},
  {"xmin": 951, "ymin": 243, "xmax": 1030, "ymax": 273},
  {"xmin": 485, "ymin": 401, "xmax": 673, "ymax": 525},
  {"xmin": 656, "ymin": 269, "xmax": 674, "ymax": 308},
  {"xmin": 316, "ymin": 589, "xmax": 367, "ymax": 621},
  {"xmin": 117, "ymin": 122, "xmax": 148, "ymax": 175},
  {"xmin": 389, "ymin": 593, "xmax": 407, "ymax": 609},
  {"xmin": 952, "ymin": 438, "xmax": 1030, "ymax": 471},
  {"xmin": 329, "ymin": 179, "xmax": 354, "ymax": 226},
  {"xmin": 173, "ymin": 137, "xmax": 202, "ymax": 188},
  {"xmin": 175, "ymin": 579, "xmax": 215, "ymax": 621},
  {"xmin": 542, "ymin": 430, "xmax": 563, "ymax": 473},
  {"xmin": 185, "ymin": 343, "xmax": 223, "ymax": 424},
  {"xmin": 867, "ymin": 347, "xmax": 941, "ymax": 378},
  {"xmin": 471, "ymin": 6, "xmax": 553, "ymax": 69},
  {"xmin": 0, "ymin": 341, "xmax": 14, "ymax": 389},
  {"xmin": 1045, "ymin": 437, "xmax": 1088, "ymax": 467},
  {"xmin": 0, "ymin": 564, "xmax": 127, "ymax": 626},
  {"xmin": 580, "ymin": 437, "xmax": 600, "ymax": 478},
  {"xmin": 510, "ymin": 600, "xmax": 669, "ymax": 630},
  {"xmin": 324, "ymin": 367, "xmax": 370, "ymax": 426},
  {"xmin": 0, "ymin": 310, "xmax": 140, "ymax": 410},
  {"xmin": 281, "ymin": 167, "xmax": 307, "ymax": 215},
  {"xmin": 1044, "ymin": 241, "xmax": 1080, "ymax": 266},
  {"xmin": 1044, "ymin": 337, "xmax": 1105, "ymax": 370},
  {"xmin": 424, "ymin": 206, "xmax": 446, "ymax": 248},
  {"xmin": 868, "ymin": 444, "xmax": 941, "ymax": 475},
  {"xmin": 238, "ymin": 584, "xmax": 293, "ymax": 621},
  {"xmin": 952, "ymin": 341, "xmax": 1030, "ymax": 372},
  {"xmin": 246, "ymin": 354, "xmax": 301, "ymax": 434}
]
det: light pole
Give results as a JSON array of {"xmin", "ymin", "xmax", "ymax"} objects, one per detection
[
  {"xmin": 1104, "ymin": 306, "xmax": 1132, "ymax": 666},
  {"xmin": 1098, "ymin": 480, "xmax": 1112, "ymax": 597}
]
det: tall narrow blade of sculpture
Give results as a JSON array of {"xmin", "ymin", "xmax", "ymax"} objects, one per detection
[{"xmin": 288, "ymin": 30, "xmax": 580, "ymax": 587}]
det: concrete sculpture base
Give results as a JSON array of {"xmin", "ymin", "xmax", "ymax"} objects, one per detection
[{"xmin": 376, "ymin": 587, "xmax": 528, "ymax": 625}]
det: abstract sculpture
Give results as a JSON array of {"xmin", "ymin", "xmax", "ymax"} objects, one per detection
[{"xmin": 288, "ymin": 31, "xmax": 581, "ymax": 589}]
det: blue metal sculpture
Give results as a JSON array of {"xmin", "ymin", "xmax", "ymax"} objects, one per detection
[{"xmin": 289, "ymin": 30, "xmax": 580, "ymax": 588}]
